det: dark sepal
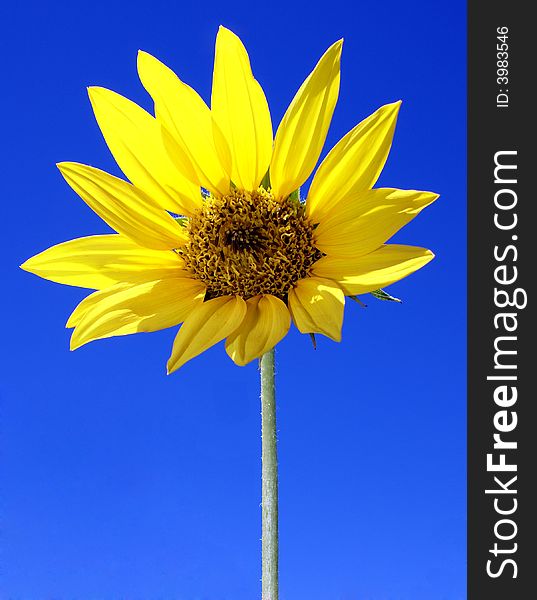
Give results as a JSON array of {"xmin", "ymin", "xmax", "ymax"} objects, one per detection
[{"xmin": 370, "ymin": 288, "xmax": 402, "ymax": 303}]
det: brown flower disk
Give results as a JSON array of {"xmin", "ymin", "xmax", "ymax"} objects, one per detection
[{"xmin": 179, "ymin": 188, "xmax": 322, "ymax": 300}]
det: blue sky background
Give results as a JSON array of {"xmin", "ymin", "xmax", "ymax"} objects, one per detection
[{"xmin": 1, "ymin": 1, "xmax": 466, "ymax": 598}]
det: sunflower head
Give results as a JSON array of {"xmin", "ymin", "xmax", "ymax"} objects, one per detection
[{"xmin": 20, "ymin": 26, "xmax": 437, "ymax": 373}]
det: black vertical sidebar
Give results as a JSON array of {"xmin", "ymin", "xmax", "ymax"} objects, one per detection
[{"xmin": 468, "ymin": 2, "xmax": 533, "ymax": 599}]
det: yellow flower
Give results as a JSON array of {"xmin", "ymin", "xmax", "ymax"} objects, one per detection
[{"xmin": 21, "ymin": 26, "xmax": 437, "ymax": 373}]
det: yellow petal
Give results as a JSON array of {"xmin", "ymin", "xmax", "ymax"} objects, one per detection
[
  {"xmin": 66, "ymin": 282, "xmax": 129, "ymax": 328},
  {"xmin": 314, "ymin": 188, "xmax": 438, "ymax": 258},
  {"xmin": 225, "ymin": 295, "xmax": 290, "ymax": 365},
  {"xmin": 58, "ymin": 162, "xmax": 187, "ymax": 250},
  {"xmin": 167, "ymin": 295, "xmax": 246, "ymax": 373},
  {"xmin": 69, "ymin": 278, "xmax": 205, "ymax": 349},
  {"xmin": 307, "ymin": 102, "xmax": 401, "ymax": 222},
  {"xmin": 20, "ymin": 234, "xmax": 187, "ymax": 289},
  {"xmin": 88, "ymin": 86, "xmax": 201, "ymax": 216},
  {"xmin": 211, "ymin": 26, "xmax": 273, "ymax": 191},
  {"xmin": 137, "ymin": 51, "xmax": 231, "ymax": 197},
  {"xmin": 270, "ymin": 40, "xmax": 343, "ymax": 200},
  {"xmin": 287, "ymin": 276, "xmax": 344, "ymax": 341},
  {"xmin": 312, "ymin": 244, "xmax": 435, "ymax": 295}
]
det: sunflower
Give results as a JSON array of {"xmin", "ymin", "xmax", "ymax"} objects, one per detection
[{"xmin": 21, "ymin": 26, "xmax": 437, "ymax": 374}]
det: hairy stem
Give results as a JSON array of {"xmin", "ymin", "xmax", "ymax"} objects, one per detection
[{"xmin": 260, "ymin": 348, "xmax": 278, "ymax": 600}]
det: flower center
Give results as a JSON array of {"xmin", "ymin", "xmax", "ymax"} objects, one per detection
[{"xmin": 179, "ymin": 188, "xmax": 322, "ymax": 300}]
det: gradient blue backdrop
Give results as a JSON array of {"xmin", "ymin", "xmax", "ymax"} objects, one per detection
[{"xmin": 1, "ymin": 1, "xmax": 466, "ymax": 598}]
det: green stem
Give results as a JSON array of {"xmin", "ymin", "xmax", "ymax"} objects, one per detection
[{"xmin": 260, "ymin": 348, "xmax": 278, "ymax": 600}]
